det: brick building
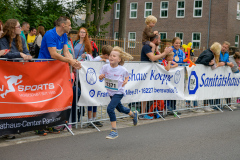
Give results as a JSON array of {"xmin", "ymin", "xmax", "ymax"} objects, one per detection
[{"xmin": 101, "ymin": 0, "xmax": 240, "ymax": 55}]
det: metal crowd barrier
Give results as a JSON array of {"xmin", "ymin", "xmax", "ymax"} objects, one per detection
[
  {"xmin": 71, "ymin": 62, "xmax": 240, "ymax": 132},
  {"xmin": 1, "ymin": 59, "xmax": 239, "ymax": 134}
]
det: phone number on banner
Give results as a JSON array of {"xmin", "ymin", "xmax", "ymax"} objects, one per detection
[{"xmin": 125, "ymin": 87, "xmax": 178, "ymax": 95}]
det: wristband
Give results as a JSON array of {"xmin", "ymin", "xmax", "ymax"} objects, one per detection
[
  {"xmin": 4, "ymin": 49, "xmax": 10, "ymax": 55},
  {"xmin": 225, "ymin": 62, "xmax": 227, "ymax": 66}
]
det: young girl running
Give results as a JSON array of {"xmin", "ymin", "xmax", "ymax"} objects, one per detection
[{"xmin": 99, "ymin": 46, "xmax": 138, "ymax": 139}]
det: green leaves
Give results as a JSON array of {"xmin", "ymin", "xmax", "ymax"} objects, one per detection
[
  {"xmin": 0, "ymin": 0, "xmax": 115, "ymax": 35},
  {"xmin": 0, "ymin": 0, "xmax": 75, "ymax": 30}
]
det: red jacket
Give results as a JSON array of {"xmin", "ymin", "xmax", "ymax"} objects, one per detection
[{"xmin": 91, "ymin": 41, "xmax": 98, "ymax": 52}]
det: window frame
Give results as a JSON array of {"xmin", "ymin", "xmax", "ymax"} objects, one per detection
[
  {"xmin": 192, "ymin": 32, "xmax": 201, "ymax": 49},
  {"xmin": 144, "ymin": 2, "xmax": 153, "ymax": 18},
  {"xmin": 175, "ymin": 32, "xmax": 184, "ymax": 45},
  {"xmin": 176, "ymin": 1, "xmax": 185, "ymax": 18},
  {"xmin": 130, "ymin": 2, "xmax": 138, "ymax": 19},
  {"xmin": 115, "ymin": 3, "xmax": 120, "ymax": 19},
  {"xmin": 159, "ymin": 32, "xmax": 167, "ymax": 40},
  {"xmin": 160, "ymin": 1, "xmax": 169, "ymax": 18},
  {"xmin": 114, "ymin": 32, "xmax": 119, "ymax": 46},
  {"xmin": 237, "ymin": 2, "xmax": 240, "ymax": 20},
  {"xmin": 235, "ymin": 35, "xmax": 239, "ymax": 47},
  {"xmin": 193, "ymin": 0, "xmax": 203, "ymax": 18},
  {"xmin": 128, "ymin": 32, "xmax": 136, "ymax": 48}
]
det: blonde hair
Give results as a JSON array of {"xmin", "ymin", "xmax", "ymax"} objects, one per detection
[
  {"xmin": 210, "ymin": 42, "xmax": 221, "ymax": 64},
  {"xmin": 112, "ymin": 46, "xmax": 133, "ymax": 65},
  {"xmin": 223, "ymin": 41, "xmax": 230, "ymax": 48},
  {"xmin": 165, "ymin": 52, "xmax": 174, "ymax": 59},
  {"xmin": 145, "ymin": 15, "xmax": 157, "ymax": 25},
  {"xmin": 102, "ymin": 45, "xmax": 113, "ymax": 56}
]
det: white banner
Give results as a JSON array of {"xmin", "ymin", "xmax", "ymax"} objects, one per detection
[
  {"xmin": 78, "ymin": 61, "xmax": 185, "ymax": 106},
  {"xmin": 185, "ymin": 64, "xmax": 240, "ymax": 100}
]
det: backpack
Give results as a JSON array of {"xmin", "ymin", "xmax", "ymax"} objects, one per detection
[
  {"xmin": 91, "ymin": 41, "xmax": 99, "ymax": 58},
  {"xmin": 26, "ymin": 34, "xmax": 37, "ymax": 56},
  {"xmin": 148, "ymin": 100, "xmax": 165, "ymax": 117}
]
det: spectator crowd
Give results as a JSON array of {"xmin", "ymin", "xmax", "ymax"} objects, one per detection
[{"xmin": 0, "ymin": 15, "xmax": 240, "ymax": 139}]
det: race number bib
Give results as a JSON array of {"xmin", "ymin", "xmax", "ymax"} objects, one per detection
[{"xmin": 105, "ymin": 78, "xmax": 118, "ymax": 91}]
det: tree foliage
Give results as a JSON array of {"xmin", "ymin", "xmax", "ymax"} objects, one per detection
[
  {"xmin": 0, "ymin": 0, "xmax": 115, "ymax": 35},
  {"xmin": 0, "ymin": 0, "xmax": 75, "ymax": 30},
  {"xmin": 76, "ymin": 0, "xmax": 116, "ymax": 36}
]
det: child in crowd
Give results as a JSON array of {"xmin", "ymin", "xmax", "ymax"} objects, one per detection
[
  {"xmin": 162, "ymin": 51, "xmax": 180, "ymax": 114},
  {"xmin": 162, "ymin": 52, "xmax": 178, "ymax": 71},
  {"xmin": 166, "ymin": 37, "xmax": 186, "ymax": 115},
  {"xmin": 142, "ymin": 15, "xmax": 159, "ymax": 54},
  {"xmin": 172, "ymin": 37, "xmax": 186, "ymax": 64},
  {"xmin": 87, "ymin": 45, "xmax": 113, "ymax": 128},
  {"xmin": 99, "ymin": 46, "xmax": 138, "ymax": 139},
  {"xmin": 93, "ymin": 45, "xmax": 112, "ymax": 63}
]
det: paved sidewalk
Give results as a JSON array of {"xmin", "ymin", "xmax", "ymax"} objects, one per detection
[{"xmin": 1, "ymin": 106, "xmax": 237, "ymax": 148}]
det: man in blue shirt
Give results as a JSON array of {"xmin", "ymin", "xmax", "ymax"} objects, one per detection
[
  {"xmin": 38, "ymin": 16, "xmax": 81, "ymax": 70},
  {"xmin": 141, "ymin": 35, "xmax": 171, "ymax": 62},
  {"xmin": 219, "ymin": 41, "xmax": 234, "ymax": 68}
]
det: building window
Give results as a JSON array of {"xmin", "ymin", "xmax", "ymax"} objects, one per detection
[
  {"xmin": 176, "ymin": 1, "xmax": 185, "ymax": 18},
  {"xmin": 144, "ymin": 2, "xmax": 153, "ymax": 18},
  {"xmin": 237, "ymin": 2, "xmax": 240, "ymax": 20},
  {"xmin": 159, "ymin": 32, "xmax": 167, "ymax": 39},
  {"xmin": 115, "ymin": 3, "xmax": 120, "ymax": 19},
  {"xmin": 175, "ymin": 32, "xmax": 183, "ymax": 45},
  {"xmin": 128, "ymin": 32, "xmax": 136, "ymax": 48},
  {"xmin": 235, "ymin": 35, "xmax": 239, "ymax": 47},
  {"xmin": 192, "ymin": 33, "xmax": 201, "ymax": 49},
  {"xmin": 130, "ymin": 2, "xmax": 138, "ymax": 18},
  {"xmin": 114, "ymin": 32, "xmax": 119, "ymax": 46},
  {"xmin": 160, "ymin": 1, "xmax": 169, "ymax": 18},
  {"xmin": 193, "ymin": 0, "xmax": 203, "ymax": 17}
]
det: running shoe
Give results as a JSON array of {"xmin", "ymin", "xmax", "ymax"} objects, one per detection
[
  {"xmin": 106, "ymin": 130, "xmax": 118, "ymax": 139},
  {"xmin": 139, "ymin": 114, "xmax": 153, "ymax": 120},
  {"xmin": 193, "ymin": 109, "xmax": 205, "ymax": 113},
  {"xmin": 35, "ymin": 130, "xmax": 47, "ymax": 136},
  {"xmin": 88, "ymin": 123, "xmax": 95, "ymax": 128},
  {"xmin": 132, "ymin": 111, "xmax": 138, "ymax": 126},
  {"xmin": 93, "ymin": 121, "xmax": 103, "ymax": 127},
  {"xmin": 2, "ymin": 134, "xmax": 16, "ymax": 139},
  {"xmin": 204, "ymin": 107, "xmax": 214, "ymax": 112},
  {"xmin": 63, "ymin": 125, "xmax": 72, "ymax": 131},
  {"xmin": 46, "ymin": 127, "xmax": 60, "ymax": 134}
]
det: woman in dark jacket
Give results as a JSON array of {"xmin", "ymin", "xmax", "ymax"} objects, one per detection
[
  {"xmin": 196, "ymin": 42, "xmax": 223, "ymax": 69},
  {"xmin": 0, "ymin": 19, "xmax": 32, "ymax": 60},
  {"xmin": 196, "ymin": 42, "xmax": 223, "ymax": 111}
]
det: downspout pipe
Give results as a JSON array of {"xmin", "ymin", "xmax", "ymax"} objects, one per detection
[
  {"xmin": 112, "ymin": 3, "xmax": 116, "ymax": 38},
  {"xmin": 207, "ymin": 0, "xmax": 212, "ymax": 48}
]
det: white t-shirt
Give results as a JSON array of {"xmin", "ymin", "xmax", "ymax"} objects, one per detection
[
  {"xmin": 100, "ymin": 64, "xmax": 129, "ymax": 96},
  {"xmin": 93, "ymin": 56, "xmax": 109, "ymax": 63}
]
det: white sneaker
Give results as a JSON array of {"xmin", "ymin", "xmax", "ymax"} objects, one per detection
[
  {"xmin": 204, "ymin": 107, "xmax": 213, "ymax": 112},
  {"xmin": 230, "ymin": 106, "xmax": 237, "ymax": 110},
  {"xmin": 193, "ymin": 109, "xmax": 205, "ymax": 113},
  {"xmin": 224, "ymin": 105, "xmax": 237, "ymax": 110}
]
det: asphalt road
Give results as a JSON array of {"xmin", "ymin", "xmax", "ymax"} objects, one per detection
[{"xmin": 1, "ymin": 110, "xmax": 240, "ymax": 160}]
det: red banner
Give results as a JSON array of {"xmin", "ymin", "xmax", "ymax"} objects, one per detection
[{"xmin": 0, "ymin": 60, "xmax": 73, "ymax": 136}]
